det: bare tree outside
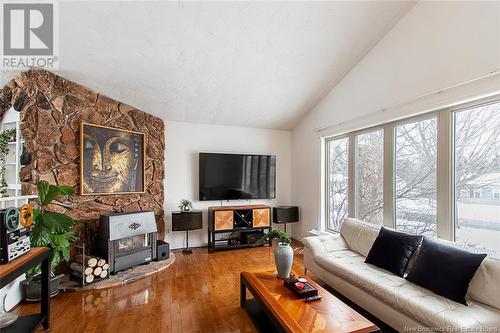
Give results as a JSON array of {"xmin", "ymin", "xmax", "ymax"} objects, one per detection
[
  {"xmin": 395, "ymin": 118, "xmax": 437, "ymax": 237},
  {"xmin": 455, "ymin": 102, "xmax": 500, "ymax": 258},
  {"xmin": 326, "ymin": 137, "xmax": 348, "ymax": 231},
  {"xmin": 327, "ymin": 102, "xmax": 499, "ymax": 258},
  {"xmin": 356, "ymin": 130, "xmax": 384, "ymax": 224}
]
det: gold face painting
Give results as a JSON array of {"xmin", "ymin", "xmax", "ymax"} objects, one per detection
[{"xmin": 80, "ymin": 123, "xmax": 144, "ymax": 195}]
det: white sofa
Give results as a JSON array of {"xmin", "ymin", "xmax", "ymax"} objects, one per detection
[{"xmin": 302, "ymin": 218, "xmax": 500, "ymax": 332}]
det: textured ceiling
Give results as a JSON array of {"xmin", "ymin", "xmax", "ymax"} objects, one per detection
[{"xmin": 1, "ymin": 1, "xmax": 415, "ymax": 129}]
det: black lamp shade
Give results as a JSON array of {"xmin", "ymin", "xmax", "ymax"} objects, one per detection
[{"xmin": 273, "ymin": 206, "xmax": 299, "ymax": 224}]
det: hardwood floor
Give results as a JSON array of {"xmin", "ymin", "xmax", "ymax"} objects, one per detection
[{"xmin": 14, "ymin": 242, "xmax": 394, "ymax": 333}]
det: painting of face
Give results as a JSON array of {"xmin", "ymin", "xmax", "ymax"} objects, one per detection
[{"xmin": 80, "ymin": 123, "xmax": 144, "ymax": 195}]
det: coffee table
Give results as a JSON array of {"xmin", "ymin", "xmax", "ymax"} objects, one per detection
[{"xmin": 240, "ymin": 270, "xmax": 379, "ymax": 333}]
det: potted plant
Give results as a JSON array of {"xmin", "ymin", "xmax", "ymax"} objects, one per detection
[
  {"xmin": 21, "ymin": 180, "xmax": 79, "ymax": 301},
  {"xmin": 0, "ymin": 128, "xmax": 16, "ymax": 197},
  {"xmin": 178, "ymin": 199, "xmax": 193, "ymax": 212},
  {"xmin": 256, "ymin": 229, "xmax": 293, "ymax": 279}
]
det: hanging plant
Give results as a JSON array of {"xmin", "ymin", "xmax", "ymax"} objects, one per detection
[{"xmin": 0, "ymin": 128, "xmax": 16, "ymax": 197}]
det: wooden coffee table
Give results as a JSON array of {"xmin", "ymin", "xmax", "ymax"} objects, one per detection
[{"xmin": 240, "ymin": 270, "xmax": 379, "ymax": 333}]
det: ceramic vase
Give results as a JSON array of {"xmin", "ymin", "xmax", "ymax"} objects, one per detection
[{"xmin": 274, "ymin": 243, "xmax": 293, "ymax": 279}]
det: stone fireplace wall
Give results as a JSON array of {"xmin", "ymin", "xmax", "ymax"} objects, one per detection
[{"xmin": 0, "ymin": 68, "xmax": 165, "ymax": 244}]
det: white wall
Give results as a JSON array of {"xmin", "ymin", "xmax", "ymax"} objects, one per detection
[
  {"xmin": 164, "ymin": 121, "xmax": 292, "ymax": 249},
  {"xmin": 291, "ymin": 1, "xmax": 500, "ymax": 240}
]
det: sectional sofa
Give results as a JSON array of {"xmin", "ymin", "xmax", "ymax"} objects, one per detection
[{"xmin": 302, "ymin": 218, "xmax": 500, "ymax": 332}]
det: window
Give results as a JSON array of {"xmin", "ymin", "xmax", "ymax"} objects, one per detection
[
  {"xmin": 355, "ymin": 129, "xmax": 384, "ymax": 224},
  {"xmin": 322, "ymin": 96, "xmax": 499, "ymax": 258},
  {"xmin": 325, "ymin": 137, "xmax": 349, "ymax": 231},
  {"xmin": 454, "ymin": 101, "xmax": 500, "ymax": 258},
  {"xmin": 394, "ymin": 118, "xmax": 437, "ymax": 236}
]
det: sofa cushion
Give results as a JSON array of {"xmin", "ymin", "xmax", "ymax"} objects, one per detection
[
  {"xmin": 339, "ymin": 218, "xmax": 381, "ymax": 257},
  {"xmin": 313, "ymin": 250, "xmax": 500, "ymax": 329},
  {"xmin": 468, "ymin": 258, "xmax": 500, "ymax": 310},
  {"xmin": 302, "ymin": 234, "xmax": 349, "ymax": 259},
  {"xmin": 406, "ymin": 237, "xmax": 487, "ymax": 305},
  {"xmin": 365, "ymin": 227, "xmax": 422, "ymax": 277}
]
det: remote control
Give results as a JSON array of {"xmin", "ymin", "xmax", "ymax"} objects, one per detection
[{"xmin": 304, "ymin": 295, "xmax": 322, "ymax": 302}]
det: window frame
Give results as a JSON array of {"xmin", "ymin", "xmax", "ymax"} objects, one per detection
[
  {"xmin": 322, "ymin": 95, "xmax": 500, "ymax": 248},
  {"xmin": 324, "ymin": 134, "xmax": 351, "ymax": 232}
]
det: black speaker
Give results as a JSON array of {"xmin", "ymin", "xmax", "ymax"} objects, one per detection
[
  {"xmin": 273, "ymin": 206, "xmax": 299, "ymax": 224},
  {"xmin": 156, "ymin": 240, "xmax": 170, "ymax": 261},
  {"xmin": 172, "ymin": 211, "xmax": 202, "ymax": 231}
]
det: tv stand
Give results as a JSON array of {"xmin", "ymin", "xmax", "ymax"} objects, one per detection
[{"xmin": 207, "ymin": 205, "xmax": 272, "ymax": 253}]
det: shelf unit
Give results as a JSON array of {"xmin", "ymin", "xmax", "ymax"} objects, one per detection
[
  {"xmin": 0, "ymin": 247, "xmax": 51, "ymax": 332},
  {"xmin": 0, "ymin": 109, "xmax": 34, "ymax": 209},
  {"xmin": 207, "ymin": 205, "xmax": 272, "ymax": 253}
]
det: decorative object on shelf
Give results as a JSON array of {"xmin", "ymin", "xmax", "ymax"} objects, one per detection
[
  {"xmin": 0, "ymin": 128, "xmax": 16, "ymax": 198},
  {"xmin": 80, "ymin": 123, "xmax": 145, "ymax": 195},
  {"xmin": 178, "ymin": 199, "xmax": 193, "ymax": 212},
  {"xmin": 22, "ymin": 180, "xmax": 79, "ymax": 301},
  {"xmin": 172, "ymin": 210, "xmax": 202, "ymax": 254},
  {"xmin": 0, "ymin": 206, "xmax": 31, "ymax": 263},
  {"xmin": 283, "ymin": 274, "xmax": 318, "ymax": 298},
  {"xmin": 273, "ymin": 206, "xmax": 299, "ymax": 233},
  {"xmin": 0, "ymin": 293, "xmax": 18, "ymax": 328},
  {"xmin": 256, "ymin": 229, "xmax": 293, "ymax": 279}
]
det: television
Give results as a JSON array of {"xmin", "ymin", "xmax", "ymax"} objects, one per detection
[{"xmin": 199, "ymin": 153, "xmax": 276, "ymax": 201}]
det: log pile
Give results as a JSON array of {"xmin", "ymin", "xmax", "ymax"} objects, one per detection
[{"xmin": 70, "ymin": 255, "xmax": 109, "ymax": 284}]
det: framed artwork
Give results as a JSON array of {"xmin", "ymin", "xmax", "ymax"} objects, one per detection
[{"xmin": 80, "ymin": 123, "xmax": 145, "ymax": 195}]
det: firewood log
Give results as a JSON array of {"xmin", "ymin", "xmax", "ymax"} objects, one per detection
[
  {"xmin": 70, "ymin": 262, "xmax": 93, "ymax": 276},
  {"xmin": 74, "ymin": 254, "xmax": 98, "ymax": 268},
  {"xmin": 93, "ymin": 266, "xmax": 103, "ymax": 276},
  {"xmin": 99, "ymin": 270, "xmax": 108, "ymax": 279},
  {"xmin": 71, "ymin": 271, "xmax": 94, "ymax": 284},
  {"xmin": 102, "ymin": 263, "xmax": 110, "ymax": 271},
  {"xmin": 96, "ymin": 258, "xmax": 106, "ymax": 267}
]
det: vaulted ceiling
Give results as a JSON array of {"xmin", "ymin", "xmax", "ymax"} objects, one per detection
[{"xmin": 2, "ymin": 1, "xmax": 416, "ymax": 129}]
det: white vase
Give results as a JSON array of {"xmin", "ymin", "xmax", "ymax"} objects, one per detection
[{"xmin": 274, "ymin": 243, "xmax": 293, "ymax": 279}]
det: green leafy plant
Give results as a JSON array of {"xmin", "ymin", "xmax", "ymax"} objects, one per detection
[
  {"xmin": 255, "ymin": 229, "xmax": 291, "ymax": 246},
  {"xmin": 0, "ymin": 128, "xmax": 16, "ymax": 197},
  {"xmin": 26, "ymin": 180, "xmax": 79, "ymax": 283},
  {"xmin": 178, "ymin": 199, "xmax": 193, "ymax": 211}
]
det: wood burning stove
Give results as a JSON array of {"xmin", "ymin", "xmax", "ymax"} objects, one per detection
[{"xmin": 97, "ymin": 211, "xmax": 157, "ymax": 274}]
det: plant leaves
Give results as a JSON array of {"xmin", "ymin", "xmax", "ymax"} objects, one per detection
[
  {"xmin": 40, "ymin": 211, "xmax": 75, "ymax": 233},
  {"xmin": 37, "ymin": 180, "xmax": 50, "ymax": 204},
  {"xmin": 30, "ymin": 224, "xmax": 50, "ymax": 246},
  {"xmin": 58, "ymin": 185, "xmax": 75, "ymax": 196}
]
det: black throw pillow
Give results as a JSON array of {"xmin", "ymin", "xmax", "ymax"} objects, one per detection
[
  {"xmin": 406, "ymin": 237, "xmax": 487, "ymax": 305},
  {"xmin": 365, "ymin": 227, "xmax": 422, "ymax": 277}
]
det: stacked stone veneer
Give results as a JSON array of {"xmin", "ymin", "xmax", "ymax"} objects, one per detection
[{"xmin": 0, "ymin": 68, "xmax": 165, "ymax": 243}]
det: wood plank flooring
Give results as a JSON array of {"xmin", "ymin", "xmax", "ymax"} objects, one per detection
[{"xmin": 13, "ymin": 242, "xmax": 394, "ymax": 333}]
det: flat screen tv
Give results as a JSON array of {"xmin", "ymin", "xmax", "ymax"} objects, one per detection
[{"xmin": 199, "ymin": 153, "xmax": 276, "ymax": 201}]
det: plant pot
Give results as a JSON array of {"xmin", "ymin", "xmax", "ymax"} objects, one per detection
[
  {"xmin": 274, "ymin": 243, "xmax": 293, "ymax": 279},
  {"xmin": 21, "ymin": 274, "xmax": 63, "ymax": 302}
]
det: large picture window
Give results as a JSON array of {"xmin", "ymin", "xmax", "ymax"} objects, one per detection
[
  {"xmin": 355, "ymin": 129, "xmax": 384, "ymax": 224},
  {"xmin": 395, "ymin": 118, "xmax": 437, "ymax": 237},
  {"xmin": 454, "ymin": 101, "xmax": 500, "ymax": 258},
  {"xmin": 325, "ymin": 137, "xmax": 349, "ymax": 231},
  {"xmin": 323, "ymin": 97, "xmax": 499, "ymax": 258}
]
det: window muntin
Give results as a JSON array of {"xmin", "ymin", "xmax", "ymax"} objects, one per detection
[
  {"xmin": 454, "ymin": 101, "xmax": 500, "ymax": 258},
  {"xmin": 355, "ymin": 129, "xmax": 384, "ymax": 224},
  {"xmin": 325, "ymin": 137, "xmax": 349, "ymax": 231},
  {"xmin": 394, "ymin": 117, "xmax": 437, "ymax": 236}
]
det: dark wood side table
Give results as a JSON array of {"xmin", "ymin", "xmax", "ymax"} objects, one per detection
[
  {"xmin": 0, "ymin": 247, "xmax": 51, "ymax": 332},
  {"xmin": 172, "ymin": 211, "xmax": 202, "ymax": 254}
]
